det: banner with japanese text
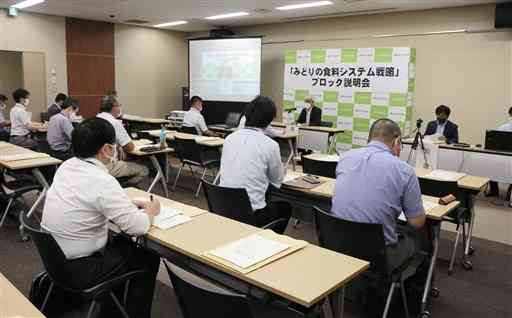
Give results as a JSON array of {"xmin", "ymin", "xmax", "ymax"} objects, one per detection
[{"xmin": 283, "ymin": 47, "xmax": 416, "ymax": 151}]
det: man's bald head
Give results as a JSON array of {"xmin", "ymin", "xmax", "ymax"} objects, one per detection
[{"xmin": 369, "ymin": 118, "xmax": 402, "ymax": 144}]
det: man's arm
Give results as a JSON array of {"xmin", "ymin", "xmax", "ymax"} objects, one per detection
[
  {"xmin": 296, "ymin": 109, "xmax": 306, "ymax": 124},
  {"xmin": 403, "ymin": 170, "xmax": 426, "ymax": 229},
  {"xmin": 450, "ymin": 123, "xmax": 459, "ymax": 144},
  {"xmin": 198, "ymin": 115, "xmax": 218, "ymax": 137},
  {"xmin": 268, "ymin": 143, "xmax": 285, "ymax": 187},
  {"xmin": 123, "ymin": 141, "xmax": 135, "ymax": 153},
  {"xmin": 424, "ymin": 121, "xmax": 435, "ymax": 136}
]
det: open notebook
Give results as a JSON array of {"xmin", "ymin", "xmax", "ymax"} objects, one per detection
[
  {"xmin": 399, "ymin": 200, "xmax": 440, "ymax": 222},
  {"xmin": 133, "ymin": 197, "xmax": 192, "ymax": 230},
  {"xmin": 425, "ymin": 170, "xmax": 466, "ymax": 182}
]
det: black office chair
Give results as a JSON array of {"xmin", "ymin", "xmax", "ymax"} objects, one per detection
[
  {"xmin": 201, "ymin": 179, "xmax": 289, "ymax": 234},
  {"xmin": 173, "ymin": 137, "xmax": 220, "ymax": 198},
  {"xmin": 320, "ymin": 121, "xmax": 333, "ymax": 128},
  {"xmin": 301, "ymin": 155, "xmax": 337, "ymax": 179},
  {"xmin": 418, "ymin": 177, "xmax": 470, "ymax": 274},
  {"xmin": 40, "ymin": 112, "xmax": 50, "ymax": 123},
  {"xmin": 0, "ymin": 171, "xmax": 41, "ymax": 231},
  {"xmin": 164, "ymin": 261, "xmax": 254, "ymax": 318},
  {"xmin": 178, "ymin": 126, "xmax": 198, "ymax": 135},
  {"xmin": 314, "ymin": 206, "xmax": 421, "ymax": 318},
  {"xmin": 20, "ymin": 211, "xmax": 148, "ymax": 318}
]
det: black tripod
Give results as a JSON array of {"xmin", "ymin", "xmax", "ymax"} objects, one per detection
[{"xmin": 407, "ymin": 119, "xmax": 430, "ymax": 169}]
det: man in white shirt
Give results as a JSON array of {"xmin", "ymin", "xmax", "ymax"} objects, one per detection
[
  {"xmin": 182, "ymin": 96, "xmax": 218, "ymax": 136},
  {"xmin": 97, "ymin": 96, "xmax": 149, "ymax": 186},
  {"xmin": 487, "ymin": 106, "xmax": 512, "ymax": 197},
  {"xmin": 42, "ymin": 117, "xmax": 160, "ymax": 318},
  {"xmin": 220, "ymin": 96, "xmax": 291, "ymax": 227},
  {"xmin": 9, "ymin": 88, "xmax": 38, "ymax": 149}
]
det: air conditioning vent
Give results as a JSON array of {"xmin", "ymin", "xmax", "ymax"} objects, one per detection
[{"xmin": 124, "ymin": 19, "xmax": 150, "ymax": 24}]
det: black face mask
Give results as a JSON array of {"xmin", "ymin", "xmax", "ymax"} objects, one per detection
[{"xmin": 437, "ymin": 118, "xmax": 447, "ymax": 124}]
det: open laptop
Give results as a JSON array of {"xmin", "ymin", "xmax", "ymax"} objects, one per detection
[
  {"xmin": 485, "ymin": 130, "xmax": 512, "ymax": 152},
  {"xmin": 210, "ymin": 112, "xmax": 242, "ymax": 130}
]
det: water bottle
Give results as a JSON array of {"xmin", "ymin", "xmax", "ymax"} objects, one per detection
[{"xmin": 159, "ymin": 125, "xmax": 167, "ymax": 149}]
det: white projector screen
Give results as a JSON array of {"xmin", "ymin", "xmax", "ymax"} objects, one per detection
[{"xmin": 189, "ymin": 38, "xmax": 262, "ymax": 102}]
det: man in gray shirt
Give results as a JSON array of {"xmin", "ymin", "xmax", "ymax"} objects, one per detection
[{"xmin": 47, "ymin": 97, "xmax": 76, "ymax": 160}]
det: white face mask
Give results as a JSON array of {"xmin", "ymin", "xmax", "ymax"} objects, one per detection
[
  {"xmin": 23, "ymin": 98, "xmax": 30, "ymax": 107},
  {"xmin": 0, "ymin": 103, "xmax": 5, "ymax": 110},
  {"xmin": 106, "ymin": 144, "xmax": 117, "ymax": 165}
]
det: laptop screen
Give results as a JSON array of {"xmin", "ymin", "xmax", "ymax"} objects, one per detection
[{"xmin": 225, "ymin": 112, "xmax": 242, "ymax": 126}]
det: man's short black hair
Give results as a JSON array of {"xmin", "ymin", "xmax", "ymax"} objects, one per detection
[
  {"xmin": 61, "ymin": 97, "xmax": 76, "ymax": 110},
  {"xmin": 106, "ymin": 89, "xmax": 117, "ymax": 97},
  {"xmin": 72, "ymin": 118, "xmax": 115, "ymax": 158},
  {"xmin": 508, "ymin": 107, "xmax": 512, "ymax": 116},
  {"xmin": 190, "ymin": 96, "xmax": 203, "ymax": 106},
  {"xmin": 55, "ymin": 93, "xmax": 68, "ymax": 103},
  {"xmin": 0, "ymin": 94, "xmax": 7, "ymax": 102},
  {"xmin": 435, "ymin": 105, "xmax": 451, "ymax": 116},
  {"xmin": 12, "ymin": 89, "xmax": 30, "ymax": 103},
  {"xmin": 99, "ymin": 95, "xmax": 119, "ymax": 113},
  {"xmin": 244, "ymin": 96, "xmax": 277, "ymax": 129}
]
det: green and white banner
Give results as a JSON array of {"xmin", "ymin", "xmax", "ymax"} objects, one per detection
[{"xmin": 283, "ymin": 47, "xmax": 416, "ymax": 151}]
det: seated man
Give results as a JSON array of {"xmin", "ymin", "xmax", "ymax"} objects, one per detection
[
  {"xmin": 487, "ymin": 106, "xmax": 512, "ymax": 197},
  {"xmin": 331, "ymin": 118, "xmax": 426, "ymax": 270},
  {"xmin": 41, "ymin": 117, "xmax": 160, "ymax": 318},
  {"xmin": 46, "ymin": 97, "xmax": 76, "ymax": 160},
  {"xmin": 297, "ymin": 97, "xmax": 322, "ymax": 126},
  {"xmin": 182, "ymin": 96, "xmax": 218, "ymax": 136},
  {"xmin": 424, "ymin": 105, "xmax": 459, "ymax": 144},
  {"xmin": 97, "ymin": 95, "xmax": 149, "ymax": 186},
  {"xmin": 47, "ymin": 93, "xmax": 68, "ymax": 119},
  {"xmin": 9, "ymin": 88, "xmax": 38, "ymax": 149},
  {"xmin": 0, "ymin": 94, "xmax": 10, "ymax": 141},
  {"xmin": 219, "ymin": 95, "xmax": 291, "ymax": 227}
]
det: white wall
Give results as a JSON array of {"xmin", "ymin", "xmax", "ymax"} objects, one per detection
[
  {"xmin": 230, "ymin": 4, "xmax": 512, "ymax": 144},
  {"xmin": 115, "ymin": 24, "xmax": 188, "ymax": 118},
  {"xmin": 0, "ymin": 11, "xmax": 67, "ymax": 107}
]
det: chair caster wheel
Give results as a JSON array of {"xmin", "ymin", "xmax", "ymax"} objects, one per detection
[
  {"xmin": 430, "ymin": 288, "xmax": 440, "ymax": 298},
  {"xmin": 420, "ymin": 311, "xmax": 431, "ymax": 318},
  {"xmin": 463, "ymin": 260, "xmax": 473, "ymax": 270},
  {"xmin": 468, "ymin": 246, "xmax": 475, "ymax": 255}
]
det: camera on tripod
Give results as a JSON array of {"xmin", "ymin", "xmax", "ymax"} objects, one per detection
[{"xmin": 416, "ymin": 118, "xmax": 423, "ymax": 129}]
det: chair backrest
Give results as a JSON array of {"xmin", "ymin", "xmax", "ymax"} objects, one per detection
[
  {"xmin": 178, "ymin": 125, "xmax": 198, "ymax": 135},
  {"xmin": 313, "ymin": 206, "xmax": 387, "ymax": 274},
  {"xmin": 320, "ymin": 121, "xmax": 333, "ymax": 127},
  {"xmin": 19, "ymin": 211, "xmax": 73, "ymax": 288},
  {"xmin": 165, "ymin": 262, "xmax": 253, "ymax": 318},
  {"xmin": 302, "ymin": 156, "xmax": 337, "ymax": 179},
  {"xmin": 418, "ymin": 178, "xmax": 464, "ymax": 204},
  {"xmin": 201, "ymin": 179, "xmax": 254, "ymax": 225},
  {"xmin": 40, "ymin": 112, "xmax": 50, "ymax": 123},
  {"xmin": 174, "ymin": 137, "xmax": 204, "ymax": 165}
]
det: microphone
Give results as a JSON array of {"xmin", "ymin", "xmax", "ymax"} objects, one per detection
[{"xmin": 285, "ymin": 108, "xmax": 296, "ymax": 113}]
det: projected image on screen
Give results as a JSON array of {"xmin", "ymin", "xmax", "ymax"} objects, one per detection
[{"xmin": 189, "ymin": 38, "xmax": 262, "ymax": 102}]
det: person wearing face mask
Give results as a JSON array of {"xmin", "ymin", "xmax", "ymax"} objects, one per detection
[
  {"xmin": 331, "ymin": 118, "xmax": 426, "ymax": 271},
  {"xmin": 97, "ymin": 95, "xmax": 149, "ymax": 186},
  {"xmin": 181, "ymin": 96, "xmax": 218, "ymax": 136},
  {"xmin": 47, "ymin": 93, "xmax": 68, "ymax": 120},
  {"xmin": 46, "ymin": 97, "xmax": 77, "ymax": 160},
  {"xmin": 297, "ymin": 97, "xmax": 322, "ymax": 126},
  {"xmin": 9, "ymin": 88, "xmax": 38, "ymax": 149},
  {"xmin": 0, "ymin": 94, "xmax": 10, "ymax": 141},
  {"xmin": 41, "ymin": 117, "xmax": 161, "ymax": 318},
  {"xmin": 424, "ymin": 104, "xmax": 459, "ymax": 144}
]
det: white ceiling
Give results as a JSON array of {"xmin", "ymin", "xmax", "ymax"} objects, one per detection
[{"xmin": 0, "ymin": 0, "xmax": 506, "ymax": 32}]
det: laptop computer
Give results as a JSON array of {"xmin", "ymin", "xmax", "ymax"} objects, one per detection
[
  {"xmin": 210, "ymin": 112, "xmax": 242, "ymax": 130},
  {"xmin": 485, "ymin": 130, "xmax": 512, "ymax": 152}
]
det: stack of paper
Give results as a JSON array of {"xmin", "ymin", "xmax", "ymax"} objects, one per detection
[
  {"xmin": 209, "ymin": 234, "xmax": 290, "ymax": 269},
  {"xmin": 153, "ymin": 207, "xmax": 191, "ymax": 230},
  {"xmin": 0, "ymin": 153, "xmax": 49, "ymax": 162},
  {"xmin": 425, "ymin": 170, "xmax": 466, "ymax": 181}
]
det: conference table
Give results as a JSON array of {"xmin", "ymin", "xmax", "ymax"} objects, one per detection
[
  {"xmin": 125, "ymin": 187, "xmax": 369, "ymax": 318},
  {"xmin": 144, "ymin": 129, "xmax": 302, "ymax": 171},
  {"xmin": 0, "ymin": 272, "xmax": 45, "ymax": 318},
  {"xmin": 271, "ymin": 121, "xmax": 345, "ymax": 153},
  {"xmin": 271, "ymin": 171, "xmax": 460, "ymax": 316},
  {"xmin": 0, "ymin": 141, "xmax": 62, "ymax": 240}
]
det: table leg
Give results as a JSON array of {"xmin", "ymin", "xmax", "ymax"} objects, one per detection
[
  {"xmin": 421, "ymin": 221, "xmax": 440, "ymax": 314},
  {"xmin": 286, "ymin": 139, "xmax": 297, "ymax": 172},
  {"xmin": 19, "ymin": 168, "xmax": 51, "ymax": 240},
  {"xmin": 464, "ymin": 194, "xmax": 475, "ymax": 258},
  {"xmin": 148, "ymin": 155, "xmax": 169, "ymax": 197}
]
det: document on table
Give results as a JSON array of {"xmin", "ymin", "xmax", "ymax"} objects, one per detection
[
  {"xmin": 399, "ymin": 200, "xmax": 440, "ymax": 221},
  {"xmin": 283, "ymin": 173, "xmax": 300, "ymax": 183},
  {"xmin": 425, "ymin": 170, "xmax": 466, "ymax": 181},
  {"xmin": 133, "ymin": 197, "xmax": 192, "ymax": 230},
  {"xmin": 0, "ymin": 152, "xmax": 49, "ymax": 162},
  {"xmin": 209, "ymin": 234, "xmax": 290, "ymax": 269}
]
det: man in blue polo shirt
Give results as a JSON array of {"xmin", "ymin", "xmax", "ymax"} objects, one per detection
[{"xmin": 331, "ymin": 118, "xmax": 426, "ymax": 270}]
